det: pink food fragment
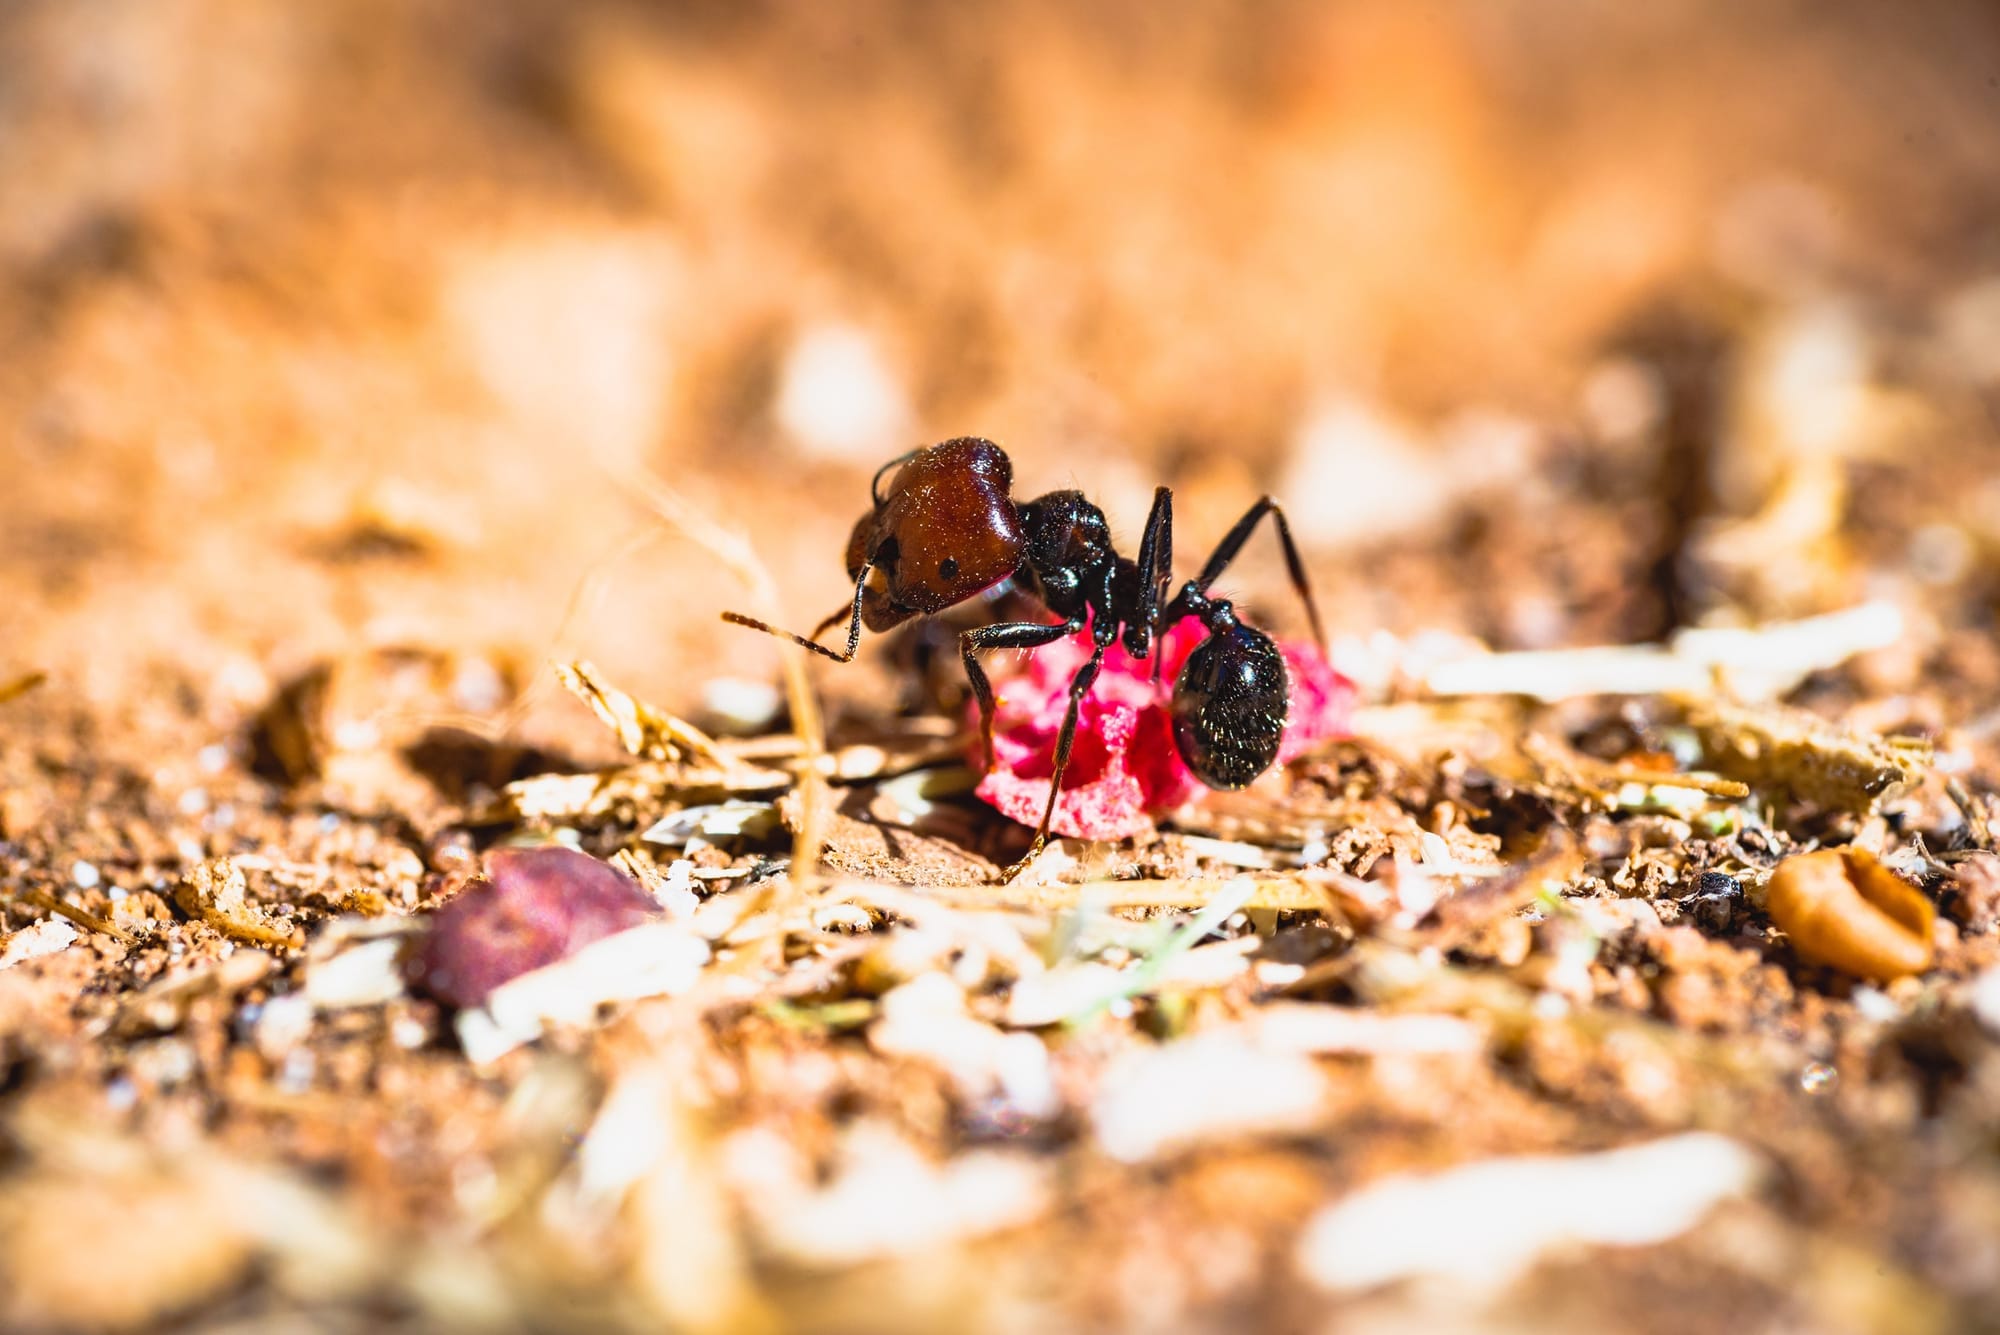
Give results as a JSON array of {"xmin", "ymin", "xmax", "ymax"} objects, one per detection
[
  {"xmin": 407, "ymin": 845, "xmax": 657, "ymax": 1009},
  {"xmin": 973, "ymin": 618, "xmax": 1356, "ymax": 841}
]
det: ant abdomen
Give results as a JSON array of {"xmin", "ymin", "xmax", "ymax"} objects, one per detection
[{"xmin": 1170, "ymin": 617, "xmax": 1288, "ymax": 790}]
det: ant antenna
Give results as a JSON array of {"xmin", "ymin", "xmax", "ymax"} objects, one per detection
[
  {"xmin": 720, "ymin": 563, "xmax": 873, "ymax": 663},
  {"xmin": 870, "ymin": 449, "xmax": 921, "ymax": 508}
]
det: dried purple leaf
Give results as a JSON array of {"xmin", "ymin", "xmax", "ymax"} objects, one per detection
[{"xmin": 408, "ymin": 846, "xmax": 657, "ymax": 1009}]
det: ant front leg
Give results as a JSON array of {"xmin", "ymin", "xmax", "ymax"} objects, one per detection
[
  {"xmin": 1194, "ymin": 497, "xmax": 1328, "ymax": 654},
  {"xmin": 960, "ymin": 618, "xmax": 1082, "ymax": 769},
  {"xmin": 721, "ymin": 563, "xmax": 873, "ymax": 663},
  {"xmin": 1019, "ymin": 634, "xmax": 1113, "ymax": 868}
]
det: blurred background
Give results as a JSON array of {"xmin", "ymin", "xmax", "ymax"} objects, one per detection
[
  {"xmin": 13, "ymin": 6, "xmax": 2000, "ymax": 1331},
  {"xmin": 7, "ymin": 0, "xmax": 2000, "ymax": 741}
]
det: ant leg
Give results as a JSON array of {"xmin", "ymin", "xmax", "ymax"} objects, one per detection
[
  {"xmin": 721, "ymin": 564, "xmax": 872, "ymax": 663},
  {"xmin": 1132, "ymin": 487, "xmax": 1174, "ymax": 681},
  {"xmin": 1194, "ymin": 497, "xmax": 1328, "ymax": 654},
  {"xmin": 960, "ymin": 619, "xmax": 1080, "ymax": 769},
  {"xmin": 1010, "ymin": 636, "xmax": 1112, "ymax": 875}
]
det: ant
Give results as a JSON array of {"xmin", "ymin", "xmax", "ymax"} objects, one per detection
[{"xmin": 724, "ymin": 437, "xmax": 1328, "ymax": 872}]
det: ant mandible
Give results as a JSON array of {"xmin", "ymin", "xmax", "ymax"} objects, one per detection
[{"xmin": 723, "ymin": 436, "xmax": 1328, "ymax": 871}]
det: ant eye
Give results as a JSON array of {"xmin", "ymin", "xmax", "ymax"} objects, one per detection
[{"xmin": 939, "ymin": 558, "xmax": 959, "ymax": 582}]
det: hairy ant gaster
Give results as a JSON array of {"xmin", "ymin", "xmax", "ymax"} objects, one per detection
[{"xmin": 724, "ymin": 437, "xmax": 1328, "ymax": 868}]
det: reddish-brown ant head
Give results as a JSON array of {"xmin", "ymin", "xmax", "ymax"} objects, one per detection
[{"xmin": 850, "ymin": 437, "xmax": 1024, "ymax": 631}]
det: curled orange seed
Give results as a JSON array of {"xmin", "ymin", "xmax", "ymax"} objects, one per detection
[{"xmin": 1764, "ymin": 848, "xmax": 1934, "ymax": 983}]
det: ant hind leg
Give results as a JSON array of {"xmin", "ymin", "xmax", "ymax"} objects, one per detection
[{"xmin": 1194, "ymin": 497, "xmax": 1328, "ymax": 654}]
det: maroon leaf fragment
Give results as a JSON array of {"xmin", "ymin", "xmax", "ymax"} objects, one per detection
[{"xmin": 407, "ymin": 846, "xmax": 657, "ymax": 1009}]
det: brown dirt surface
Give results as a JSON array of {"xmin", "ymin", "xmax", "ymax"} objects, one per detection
[{"xmin": 11, "ymin": 3, "xmax": 2000, "ymax": 1332}]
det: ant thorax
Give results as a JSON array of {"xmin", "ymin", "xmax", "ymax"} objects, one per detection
[{"xmin": 1014, "ymin": 490, "xmax": 1117, "ymax": 624}]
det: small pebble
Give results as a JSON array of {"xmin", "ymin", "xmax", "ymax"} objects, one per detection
[
  {"xmin": 0, "ymin": 918, "xmax": 79, "ymax": 970},
  {"xmin": 702, "ymin": 677, "xmax": 784, "ymax": 733},
  {"xmin": 332, "ymin": 719, "xmax": 379, "ymax": 751},
  {"xmin": 1800, "ymin": 1061, "xmax": 1837, "ymax": 1095},
  {"xmin": 70, "ymin": 860, "xmax": 100, "ymax": 890},
  {"xmin": 279, "ymin": 1047, "xmax": 317, "ymax": 1094},
  {"xmin": 134, "ymin": 1039, "xmax": 196, "ymax": 1088},
  {"xmin": 1093, "ymin": 1036, "xmax": 1328, "ymax": 1162},
  {"xmin": 450, "ymin": 657, "xmax": 509, "ymax": 713},
  {"xmin": 1687, "ymin": 871, "xmax": 1743, "ymax": 934},
  {"xmin": 104, "ymin": 1076, "xmax": 138, "ymax": 1113},
  {"xmin": 1851, "ymin": 985, "xmax": 1901, "ymax": 1024},
  {"xmin": 255, "ymin": 993, "xmax": 314, "ymax": 1061}
]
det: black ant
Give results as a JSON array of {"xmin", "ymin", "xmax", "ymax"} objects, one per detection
[{"xmin": 724, "ymin": 437, "xmax": 1327, "ymax": 872}]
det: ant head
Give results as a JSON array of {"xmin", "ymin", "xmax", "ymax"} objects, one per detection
[{"xmin": 852, "ymin": 437, "xmax": 1024, "ymax": 629}]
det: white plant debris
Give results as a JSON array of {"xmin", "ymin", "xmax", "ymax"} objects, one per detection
[
  {"xmin": 0, "ymin": 919, "xmax": 78, "ymax": 971},
  {"xmin": 700, "ymin": 676, "xmax": 783, "ymax": 733},
  {"xmin": 737, "ymin": 1121, "xmax": 1048, "ymax": 1268},
  {"xmin": 1175, "ymin": 835, "xmax": 1276, "ymax": 869},
  {"xmin": 829, "ymin": 886, "xmax": 1046, "ymax": 989},
  {"xmin": 255, "ymin": 994, "xmax": 315, "ymax": 1061},
  {"xmin": 873, "ymin": 765, "xmax": 980, "ymax": 823},
  {"xmin": 568, "ymin": 1065, "xmax": 678, "ymax": 1213},
  {"xmin": 611, "ymin": 853, "xmax": 701, "ymax": 920},
  {"xmin": 301, "ymin": 917, "xmax": 419, "ymax": 1011},
  {"xmin": 1004, "ymin": 961, "xmax": 1126, "ymax": 1029},
  {"xmin": 1241, "ymin": 1003, "xmax": 1483, "ymax": 1056},
  {"xmin": 1296, "ymin": 1133, "xmax": 1764, "ymax": 1293},
  {"xmin": 1092, "ymin": 1034, "xmax": 1329, "ymax": 1163},
  {"xmin": 304, "ymin": 936, "xmax": 409, "ymax": 1011},
  {"xmin": 1423, "ymin": 601, "xmax": 1902, "ymax": 703},
  {"xmin": 571, "ymin": 1066, "xmax": 764, "ymax": 1332},
  {"xmin": 115, "ymin": 949, "xmax": 274, "ymax": 1036},
  {"xmin": 642, "ymin": 800, "xmax": 779, "ymax": 850},
  {"xmin": 1004, "ymin": 880, "xmax": 1258, "ymax": 1026},
  {"xmin": 870, "ymin": 974, "xmax": 1059, "ymax": 1118},
  {"xmin": 1970, "ymin": 966, "xmax": 2000, "ymax": 1036},
  {"xmin": 1150, "ymin": 935, "xmax": 1261, "ymax": 989},
  {"xmin": 455, "ymin": 921, "xmax": 710, "ymax": 1065}
]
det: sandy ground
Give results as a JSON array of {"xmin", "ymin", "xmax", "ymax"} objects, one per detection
[{"xmin": 10, "ymin": 3, "xmax": 2000, "ymax": 1331}]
